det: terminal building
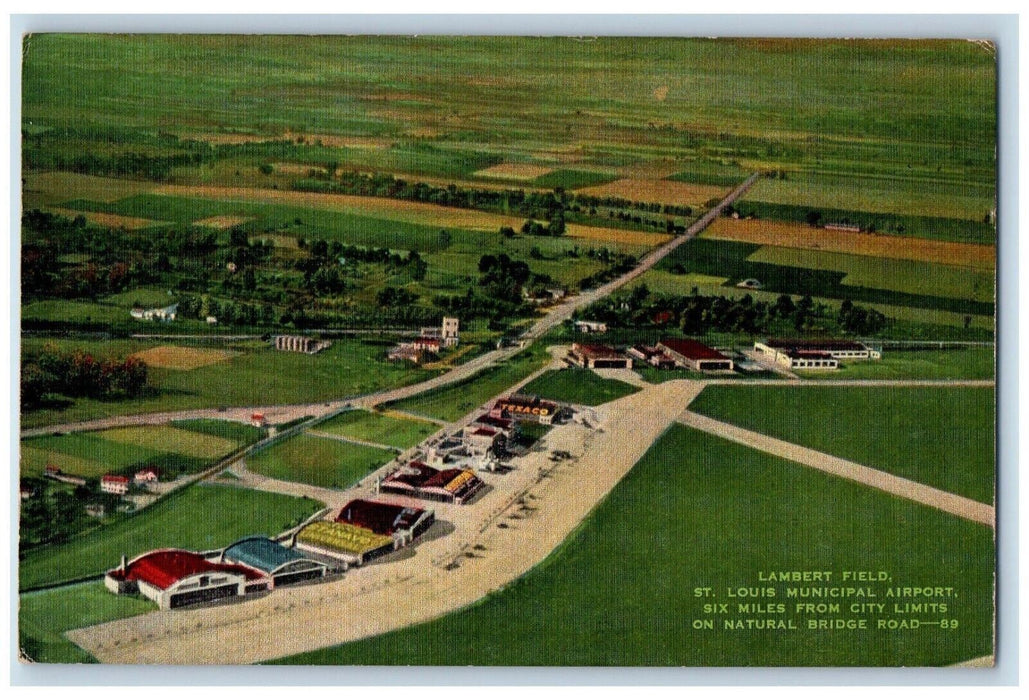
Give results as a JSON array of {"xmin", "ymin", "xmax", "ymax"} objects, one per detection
[{"xmin": 754, "ymin": 338, "xmax": 880, "ymax": 370}]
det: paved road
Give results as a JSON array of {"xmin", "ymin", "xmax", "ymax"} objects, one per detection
[
  {"xmin": 678, "ymin": 409, "xmax": 995, "ymax": 527},
  {"xmin": 22, "ymin": 175, "xmax": 759, "ymax": 439}
]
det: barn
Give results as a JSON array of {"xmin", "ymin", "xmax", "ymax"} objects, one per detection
[
  {"xmin": 293, "ymin": 520, "xmax": 396, "ymax": 566},
  {"xmin": 221, "ymin": 536, "xmax": 328, "ymax": 588},
  {"xmin": 336, "ymin": 498, "xmax": 435, "ymax": 545},
  {"xmin": 104, "ymin": 549, "xmax": 269, "ymax": 610},
  {"xmin": 657, "ymin": 339, "xmax": 734, "ymax": 372}
]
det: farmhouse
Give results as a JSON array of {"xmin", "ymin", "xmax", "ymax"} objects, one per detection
[
  {"xmin": 754, "ymin": 339, "xmax": 880, "ymax": 369},
  {"xmin": 628, "ymin": 344, "xmax": 677, "ymax": 369},
  {"xmin": 251, "ymin": 412, "xmax": 267, "ymax": 428},
  {"xmin": 100, "ymin": 475, "xmax": 131, "ymax": 496},
  {"xmin": 567, "ymin": 343, "xmax": 633, "ymax": 370},
  {"xmin": 336, "ymin": 498, "xmax": 435, "ymax": 545},
  {"xmin": 130, "ymin": 303, "xmax": 178, "ymax": 322},
  {"xmin": 491, "ymin": 394, "xmax": 561, "ymax": 425},
  {"xmin": 273, "ymin": 335, "xmax": 332, "ymax": 354},
  {"xmin": 293, "ymin": 520, "xmax": 396, "ymax": 566},
  {"xmin": 104, "ymin": 549, "xmax": 269, "ymax": 610},
  {"xmin": 574, "ymin": 320, "xmax": 607, "ymax": 334},
  {"xmin": 220, "ymin": 536, "xmax": 328, "ymax": 588},
  {"xmin": 380, "ymin": 461, "xmax": 485, "ymax": 504},
  {"xmin": 657, "ymin": 339, "xmax": 734, "ymax": 372},
  {"xmin": 387, "ymin": 343, "xmax": 423, "ymax": 364},
  {"xmin": 134, "ymin": 468, "xmax": 160, "ymax": 485}
]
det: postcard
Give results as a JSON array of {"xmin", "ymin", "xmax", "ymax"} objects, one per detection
[{"xmin": 17, "ymin": 34, "xmax": 997, "ymax": 667}]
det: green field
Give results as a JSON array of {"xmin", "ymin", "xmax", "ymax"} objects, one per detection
[
  {"xmin": 95, "ymin": 425, "xmax": 238, "ymax": 459},
  {"xmin": 247, "ymin": 433, "xmax": 396, "ymax": 489},
  {"xmin": 22, "ymin": 299, "xmax": 129, "ymax": 325},
  {"xmin": 273, "ymin": 425, "xmax": 993, "ymax": 666},
  {"xmin": 519, "ymin": 368, "xmax": 640, "ymax": 406},
  {"xmin": 747, "ymin": 246, "xmax": 995, "ymax": 303},
  {"xmin": 18, "ymin": 483, "xmax": 322, "ymax": 590},
  {"xmin": 21, "ymin": 337, "xmax": 433, "ymax": 429},
  {"xmin": 20, "ymin": 423, "xmax": 258, "ymax": 479},
  {"xmin": 19, "ymin": 582, "xmax": 156, "ymax": 663},
  {"xmin": 746, "ymin": 173, "xmax": 994, "ymax": 222},
  {"xmin": 23, "ymin": 36, "xmax": 994, "ymax": 184},
  {"xmin": 689, "ymin": 385, "xmax": 995, "ymax": 503},
  {"xmin": 21, "ymin": 432, "xmax": 170, "ymax": 477},
  {"xmin": 169, "ymin": 418, "xmax": 268, "ymax": 444},
  {"xmin": 812, "ymin": 347, "xmax": 995, "ymax": 380},
  {"xmin": 657, "ymin": 238, "xmax": 993, "ymax": 317},
  {"xmin": 388, "ymin": 345, "xmax": 553, "ymax": 422},
  {"xmin": 316, "ymin": 410, "xmax": 438, "ymax": 450},
  {"xmin": 534, "ymin": 169, "xmax": 618, "ymax": 190}
]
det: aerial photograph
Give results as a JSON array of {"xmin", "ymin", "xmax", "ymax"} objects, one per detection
[{"xmin": 17, "ymin": 35, "xmax": 996, "ymax": 667}]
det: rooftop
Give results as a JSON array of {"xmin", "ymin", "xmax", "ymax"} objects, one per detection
[
  {"xmin": 766, "ymin": 338, "xmax": 867, "ymax": 351},
  {"xmin": 659, "ymin": 338, "xmax": 729, "ymax": 361},
  {"xmin": 336, "ymin": 499, "xmax": 428, "ymax": 536},
  {"xmin": 223, "ymin": 536, "xmax": 312, "ymax": 574},
  {"xmin": 118, "ymin": 549, "xmax": 263, "ymax": 590}
]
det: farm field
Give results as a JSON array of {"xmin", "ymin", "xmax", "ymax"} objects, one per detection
[
  {"xmin": 48, "ymin": 207, "xmax": 165, "ymax": 230},
  {"xmin": 246, "ymin": 433, "xmax": 396, "ymax": 489},
  {"xmin": 169, "ymin": 418, "xmax": 268, "ymax": 444},
  {"xmin": 95, "ymin": 425, "xmax": 237, "ymax": 459},
  {"xmin": 22, "ymin": 299, "xmax": 129, "ymax": 326},
  {"xmin": 746, "ymin": 172, "xmax": 995, "ymax": 221},
  {"xmin": 630, "ymin": 269, "xmax": 995, "ymax": 334},
  {"xmin": 519, "ymin": 368, "xmax": 640, "ymax": 406},
  {"xmin": 657, "ymin": 238, "xmax": 992, "ymax": 318},
  {"xmin": 129, "ymin": 345, "xmax": 239, "ymax": 371},
  {"xmin": 18, "ymin": 483, "xmax": 323, "ymax": 590},
  {"xmin": 702, "ymin": 217, "xmax": 995, "ymax": 269},
  {"xmin": 316, "ymin": 410, "xmax": 438, "ymax": 450},
  {"xmin": 21, "ymin": 432, "xmax": 172, "ymax": 478},
  {"xmin": 746, "ymin": 246, "xmax": 995, "ymax": 303},
  {"xmin": 21, "ymin": 337, "xmax": 433, "ymax": 429},
  {"xmin": 575, "ymin": 178, "xmax": 727, "ymax": 206},
  {"xmin": 273, "ymin": 425, "xmax": 993, "ymax": 666},
  {"xmin": 387, "ymin": 344, "xmax": 553, "ymax": 422},
  {"xmin": 688, "ymin": 385, "xmax": 995, "ymax": 504},
  {"xmin": 19, "ymin": 582, "xmax": 155, "ymax": 664},
  {"xmin": 474, "ymin": 163, "xmax": 555, "ymax": 181}
]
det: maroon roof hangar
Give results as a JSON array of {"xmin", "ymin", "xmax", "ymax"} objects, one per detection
[{"xmin": 657, "ymin": 339, "xmax": 734, "ymax": 372}]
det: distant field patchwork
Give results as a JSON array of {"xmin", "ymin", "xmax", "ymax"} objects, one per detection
[
  {"xmin": 703, "ymin": 218, "xmax": 995, "ymax": 269},
  {"xmin": 746, "ymin": 246, "xmax": 995, "ymax": 302},
  {"xmin": 247, "ymin": 433, "xmax": 396, "ymax": 489},
  {"xmin": 576, "ymin": 178, "xmax": 727, "ymax": 206}
]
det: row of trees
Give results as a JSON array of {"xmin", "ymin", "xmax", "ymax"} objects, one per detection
[
  {"xmin": 21, "ymin": 345, "xmax": 149, "ymax": 408},
  {"xmin": 579, "ymin": 285, "xmax": 888, "ymax": 337}
]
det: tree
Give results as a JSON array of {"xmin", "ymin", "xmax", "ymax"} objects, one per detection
[
  {"xmin": 438, "ymin": 229, "xmax": 453, "ymax": 248},
  {"xmin": 258, "ymin": 163, "xmax": 274, "ymax": 175}
]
